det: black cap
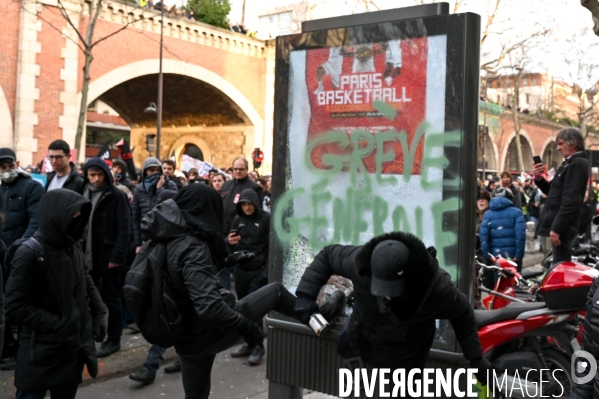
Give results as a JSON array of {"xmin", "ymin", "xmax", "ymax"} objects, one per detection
[
  {"xmin": 0, "ymin": 148, "xmax": 16, "ymax": 164},
  {"xmin": 370, "ymin": 240, "xmax": 410, "ymax": 297}
]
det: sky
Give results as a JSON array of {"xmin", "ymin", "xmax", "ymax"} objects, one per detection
[{"xmin": 224, "ymin": 0, "xmax": 599, "ymax": 85}]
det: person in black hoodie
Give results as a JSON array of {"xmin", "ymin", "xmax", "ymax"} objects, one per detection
[
  {"xmin": 227, "ymin": 189, "xmax": 270, "ymax": 299},
  {"xmin": 295, "ymin": 231, "xmax": 488, "ymax": 392},
  {"xmin": 44, "ymin": 140, "xmax": 85, "ymax": 194},
  {"xmin": 82, "ymin": 158, "xmax": 131, "ymax": 358},
  {"xmin": 226, "ymin": 188, "xmax": 270, "ymax": 365},
  {"xmin": 140, "ymin": 184, "xmax": 338, "ymax": 399},
  {"xmin": 5, "ymin": 189, "xmax": 107, "ymax": 399}
]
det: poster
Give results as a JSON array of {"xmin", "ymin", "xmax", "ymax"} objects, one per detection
[{"xmin": 277, "ymin": 33, "xmax": 451, "ymax": 288}]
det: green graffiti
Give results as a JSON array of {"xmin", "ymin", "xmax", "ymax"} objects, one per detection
[
  {"xmin": 350, "ymin": 130, "xmax": 375, "ymax": 186},
  {"xmin": 421, "ymin": 131, "xmax": 462, "ymax": 191},
  {"xmin": 273, "ymin": 187, "xmax": 307, "ymax": 243},
  {"xmin": 391, "ymin": 205, "xmax": 411, "ymax": 232},
  {"xmin": 373, "ymin": 100, "xmax": 398, "ymax": 120},
  {"xmin": 431, "ymin": 197, "xmax": 461, "ymax": 269},
  {"xmin": 309, "ymin": 178, "xmax": 333, "ymax": 250},
  {"xmin": 372, "ymin": 195, "xmax": 389, "ymax": 237},
  {"xmin": 304, "ymin": 131, "xmax": 349, "ymax": 175}
]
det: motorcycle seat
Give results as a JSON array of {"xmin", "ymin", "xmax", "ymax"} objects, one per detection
[{"xmin": 474, "ymin": 302, "xmax": 546, "ymax": 328}]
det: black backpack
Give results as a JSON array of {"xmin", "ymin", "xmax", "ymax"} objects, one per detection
[
  {"xmin": 123, "ymin": 241, "xmax": 184, "ymax": 348},
  {"xmin": 3, "ymin": 237, "xmax": 45, "ymax": 285}
]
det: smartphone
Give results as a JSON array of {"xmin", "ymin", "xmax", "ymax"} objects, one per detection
[
  {"xmin": 533, "ymin": 155, "xmax": 542, "ymax": 164},
  {"xmin": 230, "ymin": 229, "xmax": 238, "ymax": 236}
]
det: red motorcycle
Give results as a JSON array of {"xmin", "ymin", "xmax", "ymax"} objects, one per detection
[{"xmin": 473, "ymin": 259, "xmax": 599, "ymax": 398}]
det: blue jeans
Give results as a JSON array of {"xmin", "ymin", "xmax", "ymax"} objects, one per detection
[
  {"xmin": 142, "ymin": 345, "xmax": 167, "ymax": 375},
  {"xmin": 16, "ymin": 385, "xmax": 78, "ymax": 399},
  {"xmin": 217, "ymin": 266, "xmax": 233, "ymax": 290}
]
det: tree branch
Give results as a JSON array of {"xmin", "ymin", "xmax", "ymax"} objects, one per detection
[
  {"xmin": 20, "ymin": 1, "xmax": 86, "ymax": 53},
  {"xmin": 91, "ymin": 19, "xmax": 132, "ymax": 48},
  {"xmin": 56, "ymin": 0, "xmax": 87, "ymax": 46}
]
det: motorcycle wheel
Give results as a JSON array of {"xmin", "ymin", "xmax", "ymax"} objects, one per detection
[
  {"xmin": 490, "ymin": 349, "xmax": 572, "ymax": 399},
  {"xmin": 540, "ymin": 349, "xmax": 572, "ymax": 398}
]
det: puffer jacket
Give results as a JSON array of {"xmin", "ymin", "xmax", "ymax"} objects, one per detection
[
  {"xmin": 228, "ymin": 189, "xmax": 269, "ymax": 271},
  {"xmin": 536, "ymin": 152, "xmax": 589, "ymax": 240},
  {"xmin": 0, "ymin": 170, "xmax": 45, "ymax": 249},
  {"xmin": 5, "ymin": 189, "xmax": 107, "ymax": 391},
  {"xmin": 44, "ymin": 162, "xmax": 85, "ymax": 194},
  {"xmin": 131, "ymin": 157, "xmax": 177, "ymax": 246},
  {"xmin": 296, "ymin": 231, "xmax": 482, "ymax": 369},
  {"xmin": 570, "ymin": 277, "xmax": 599, "ymax": 399},
  {"xmin": 479, "ymin": 196, "xmax": 526, "ymax": 261},
  {"xmin": 140, "ymin": 199, "xmax": 258, "ymax": 354}
]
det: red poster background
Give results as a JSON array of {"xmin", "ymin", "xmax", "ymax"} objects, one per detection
[{"xmin": 305, "ymin": 38, "xmax": 429, "ymax": 175}]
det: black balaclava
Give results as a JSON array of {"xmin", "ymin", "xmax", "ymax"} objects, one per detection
[
  {"xmin": 172, "ymin": 184, "xmax": 223, "ymax": 235},
  {"xmin": 172, "ymin": 184, "xmax": 227, "ymax": 268}
]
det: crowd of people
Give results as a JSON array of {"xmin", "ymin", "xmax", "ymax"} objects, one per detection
[
  {"xmin": 0, "ymin": 140, "xmax": 287, "ymax": 398},
  {"xmin": 0, "ymin": 127, "xmax": 595, "ymax": 398},
  {"xmin": 475, "ymin": 128, "xmax": 594, "ymax": 283}
]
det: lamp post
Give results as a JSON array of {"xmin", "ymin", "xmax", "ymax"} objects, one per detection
[{"xmin": 151, "ymin": 1, "xmax": 165, "ymax": 160}]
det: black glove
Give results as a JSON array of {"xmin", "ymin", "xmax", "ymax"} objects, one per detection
[
  {"xmin": 243, "ymin": 321, "xmax": 264, "ymax": 348},
  {"xmin": 470, "ymin": 357, "xmax": 492, "ymax": 386},
  {"xmin": 294, "ymin": 296, "xmax": 319, "ymax": 324},
  {"xmin": 93, "ymin": 315, "xmax": 108, "ymax": 343}
]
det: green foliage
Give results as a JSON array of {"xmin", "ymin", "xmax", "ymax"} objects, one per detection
[{"xmin": 186, "ymin": 0, "xmax": 231, "ymax": 29}]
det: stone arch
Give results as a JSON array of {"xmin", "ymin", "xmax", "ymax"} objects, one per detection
[
  {"xmin": 500, "ymin": 130, "xmax": 534, "ymax": 172},
  {"xmin": 541, "ymin": 138, "xmax": 560, "ymax": 171},
  {"xmin": 477, "ymin": 131, "xmax": 499, "ymax": 174},
  {"xmin": 76, "ymin": 59, "xmax": 263, "ymax": 162},
  {"xmin": 168, "ymin": 134, "xmax": 213, "ymax": 167},
  {"xmin": 0, "ymin": 84, "xmax": 14, "ymax": 148}
]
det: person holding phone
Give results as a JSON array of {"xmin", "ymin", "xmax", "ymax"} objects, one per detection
[
  {"xmin": 226, "ymin": 188, "xmax": 270, "ymax": 365},
  {"xmin": 532, "ymin": 128, "xmax": 589, "ymax": 267}
]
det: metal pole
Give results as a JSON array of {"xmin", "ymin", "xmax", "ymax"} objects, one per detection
[{"xmin": 156, "ymin": 4, "xmax": 164, "ymax": 160}]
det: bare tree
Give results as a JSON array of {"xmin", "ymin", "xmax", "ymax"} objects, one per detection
[
  {"xmin": 562, "ymin": 29, "xmax": 599, "ymax": 140},
  {"xmin": 20, "ymin": 0, "xmax": 136, "ymax": 154}
]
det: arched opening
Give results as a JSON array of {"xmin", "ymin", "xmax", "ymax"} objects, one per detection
[
  {"xmin": 504, "ymin": 135, "xmax": 533, "ymax": 172},
  {"xmin": 542, "ymin": 141, "xmax": 560, "ymax": 172},
  {"xmin": 79, "ymin": 59, "xmax": 263, "ymax": 166},
  {"xmin": 477, "ymin": 132, "xmax": 498, "ymax": 175},
  {"xmin": 182, "ymin": 143, "xmax": 204, "ymax": 161}
]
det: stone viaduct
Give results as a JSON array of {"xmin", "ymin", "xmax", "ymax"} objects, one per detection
[{"xmin": 1, "ymin": 0, "xmax": 275, "ymax": 171}]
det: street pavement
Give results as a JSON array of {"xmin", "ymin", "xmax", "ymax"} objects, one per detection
[{"xmin": 77, "ymin": 340, "xmax": 336, "ymax": 399}]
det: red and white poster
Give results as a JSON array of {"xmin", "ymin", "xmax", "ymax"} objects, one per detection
[{"xmin": 305, "ymin": 39, "xmax": 428, "ymax": 175}]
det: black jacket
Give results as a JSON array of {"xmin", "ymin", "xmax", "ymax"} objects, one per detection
[
  {"xmin": 571, "ymin": 277, "xmax": 599, "ymax": 399},
  {"xmin": 131, "ymin": 166, "xmax": 177, "ymax": 246},
  {"xmin": 229, "ymin": 189, "xmax": 270, "ymax": 271},
  {"xmin": 0, "ymin": 171, "xmax": 45, "ymax": 249},
  {"xmin": 5, "ymin": 189, "xmax": 107, "ymax": 391},
  {"xmin": 82, "ymin": 159, "xmax": 132, "ymax": 272},
  {"xmin": 220, "ymin": 176, "xmax": 263, "ymax": 235},
  {"xmin": 45, "ymin": 162, "xmax": 85, "ymax": 194},
  {"xmin": 141, "ymin": 199, "xmax": 258, "ymax": 354},
  {"xmin": 296, "ymin": 232, "xmax": 482, "ymax": 369},
  {"xmin": 536, "ymin": 152, "xmax": 589, "ymax": 240}
]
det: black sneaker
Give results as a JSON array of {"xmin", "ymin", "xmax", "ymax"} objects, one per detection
[
  {"xmin": 248, "ymin": 345, "xmax": 265, "ymax": 366},
  {"xmin": 97, "ymin": 339, "xmax": 121, "ymax": 358},
  {"xmin": 231, "ymin": 344, "xmax": 253, "ymax": 358},
  {"xmin": 319, "ymin": 290, "xmax": 346, "ymax": 323},
  {"xmin": 129, "ymin": 369, "xmax": 155, "ymax": 384},
  {"xmin": 0, "ymin": 358, "xmax": 16, "ymax": 371},
  {"xmin": 164, "ymin": 359, "xmax": 181, "ymax": 373}
]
